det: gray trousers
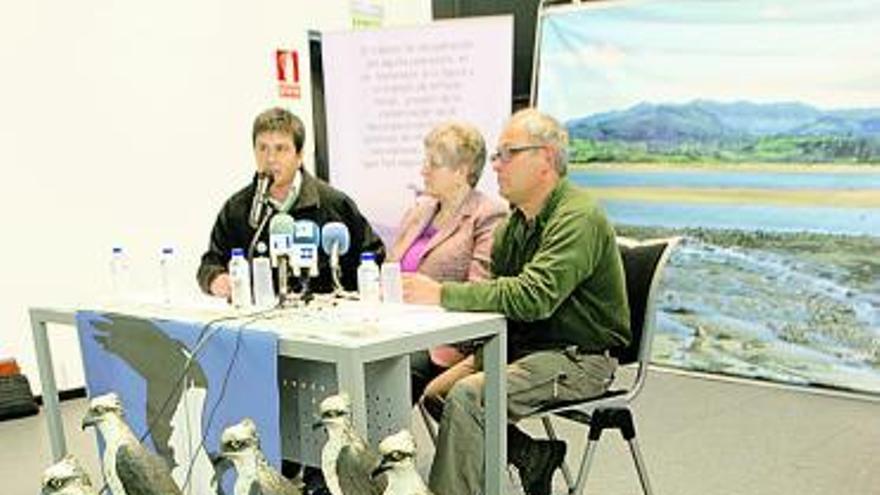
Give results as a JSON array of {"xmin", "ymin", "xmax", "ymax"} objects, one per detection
[{"xmin": 428, "ymin": 348, "xmax": 618, "ymax": 495}]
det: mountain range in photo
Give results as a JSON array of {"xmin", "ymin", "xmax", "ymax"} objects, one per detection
[{"xmin": 566, "ymin": 100, "xmax": 880, "ymax": 164}]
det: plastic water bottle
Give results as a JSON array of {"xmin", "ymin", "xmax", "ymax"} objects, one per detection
[
  {"xmin": 229, "ymin": 248, "xmax": 252, "ymax": 309},
  {"xmin": 252, "ymin": 256, "xmax": 275, "ymax": 308},
  {"xmin": 357, "ymin": 252, "xmax": 381, "ymax": 303},
  {"xmin": 109, "ymin": 246, "xmax": 131, "ymax": 296},
  {"xmin": 159, "ymin": 247, "xmax": 175, "ymax": 304},
  {"xmin": 381, "ymin": 261, "xmax": 403, "ymax": 303}
]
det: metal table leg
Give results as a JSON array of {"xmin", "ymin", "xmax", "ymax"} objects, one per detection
[
  {"xmin": 336, "ymin": 351, "xmax": 369, "ymax": 439},
  {"xmin": 482, "ymin": 321, "xmax": 507, "ymax": 495},
  {"xmin": 29, "ymin": 308, "xmax": 67, "ymax": 461}
]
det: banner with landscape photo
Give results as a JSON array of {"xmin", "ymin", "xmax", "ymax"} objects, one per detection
[{"xmin": 537, "ymin": 0, "xmax": 880, "ymax": 394}]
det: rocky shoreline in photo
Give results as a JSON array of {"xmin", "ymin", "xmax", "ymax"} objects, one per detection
[{"xmin": 616, "ymin": 224, "xmax": 880, "ymax": 394}]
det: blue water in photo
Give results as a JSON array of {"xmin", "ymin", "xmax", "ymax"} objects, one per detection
[
  {"xmin": 569, "ymin": 169, "xmax": 880, "ymax": 236},
  {"xmin": 573, "ymin": 168, "xmax": 880, "ymax": 190},
  {"xmin": 602, "ymin": 201, "xmax": 880, "ymax": 236}
]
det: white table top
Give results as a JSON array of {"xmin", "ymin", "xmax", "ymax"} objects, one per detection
[{"xmin": 34, "ymin": 295, "xmax": 505, "ymax": 362}]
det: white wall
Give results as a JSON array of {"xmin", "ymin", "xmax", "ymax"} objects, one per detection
[{"xmin": 0, "ymin": 0, "xmax": 430, "ymax": 393}]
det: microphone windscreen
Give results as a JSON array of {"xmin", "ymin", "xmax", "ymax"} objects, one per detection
[
  {"xmin": 321, "ymin": 222, "xmax": 351, "ymax": 255},
  {"xmin": 293, "ymin": 220, "xmax": 320, "ymax": 244},
  {"xmin": 269, "ymin": 212, "xmax": 295, "ymax": 236},
  {"xmin": 269, "ymin": 213, "xmax": 295, "ymax": 263},
  {"xmin": 258, "ymin": 171, "xmax": 275, "ymax": 186},
  {"xmin": 249, "ymin": 172, "xmax": 275, "ymax": 229}
]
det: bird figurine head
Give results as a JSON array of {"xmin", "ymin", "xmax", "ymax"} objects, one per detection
[
  {"xmin": 371, "ymin": 429, "xmax": 418, "ymax": 479},
  {"xmin": 313, "ymin": 393, "xmax": 351, "ymax": 433},
  {"xmin": 41, "ymin": 455, "xmax": 97, "ymax": 495},
  {"xmin": 81, "ymin": 392, "xmax": 124, "ymax": 430},
  {"xmin": 218, "ymin": 418, "xmax": 261, "ymax": 461}
]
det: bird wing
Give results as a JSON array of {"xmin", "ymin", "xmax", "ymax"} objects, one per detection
[
  {"xmin": 257, "ymin": 466, "xmax": 304, "ymax": 495},
  {"xmin": 116, "ymin": 443, "xmax": 183, "ymax": 495},
  {"xmin": 94, "ymin": 315, "xmax": 208, "ymax": 468},
  {"xmin": 336, "ymin": 444, "xmax": 386, "ymax": 495}
]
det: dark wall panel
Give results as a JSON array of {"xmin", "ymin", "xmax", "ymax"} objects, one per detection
[{"xmin": 432, "ymin": 0, "xmax": 542, "ymax": 110}]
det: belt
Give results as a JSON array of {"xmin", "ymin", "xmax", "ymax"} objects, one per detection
[{"xmin": 565, "ymin": 345, "xmax": 619, "ymax": 359}]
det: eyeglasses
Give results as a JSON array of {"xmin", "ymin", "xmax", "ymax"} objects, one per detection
[
  {"xmin": 423, "ymin": 155, "xmax": 446, "ymax": 170},
  {"xmin": 490, "ymin": 144, "xmax": 545, "ymax": 163}
]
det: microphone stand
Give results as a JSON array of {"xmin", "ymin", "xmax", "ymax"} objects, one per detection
[
  {"xmin": 329, "ymin": 244, "xmax": 358, "ymax": 301},
  {"xmin": 278, "ymin": 255, "xmax": 292, "ymax": 305},
  {"xmin": 247, "ymin": 203, "xmax": 275, "ymax": 263},
  {"xmin": 330, "ymin": 243, "xmax": 343, "ymax": 296},
  {"xmin": 298, "ymin": 268, "xmax": 314, "ymax": 305}
]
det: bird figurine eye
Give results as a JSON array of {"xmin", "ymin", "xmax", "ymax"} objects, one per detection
[
  {"xmin": 386, "ymin": 451, "xmax": 408, "ymax": 462},
  {"xmin": 230, "ymin": 440, "xmax": 242, "ymax": 450},
  {"xmin": 50, "ymin": 479, "xmax": 64, "ymax": 489}
]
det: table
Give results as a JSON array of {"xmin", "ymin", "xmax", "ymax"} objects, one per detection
[{"xmin": 30, "ymin": 298, "xmax": 508, "ymax": 494}]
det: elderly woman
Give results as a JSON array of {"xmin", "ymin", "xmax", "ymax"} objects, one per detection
[{"xmin": 389, "ymin": 121, "xmax": 507, "ymax": 408}]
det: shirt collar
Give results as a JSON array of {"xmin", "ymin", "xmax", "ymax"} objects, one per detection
[
  {"xmin": 512, "ymin": 178, "xmax": 569, "ymax": 230},
  {"xmin": 268, "ymin": 168, "xmax": 302, "ymax": 212}
]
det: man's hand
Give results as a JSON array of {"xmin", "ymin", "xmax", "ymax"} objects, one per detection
[
  {"xmin": 209, "ymin": 273, "xmax": 232, "ymax": 299},
  {"xmin": 402, "ymin": 272, "xmax": 442, "ymax": 305}
]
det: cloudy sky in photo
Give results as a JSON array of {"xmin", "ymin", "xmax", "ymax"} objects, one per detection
[{"xmin": 537, "ymin": 0, "xmax": 880, "ymax": 121}]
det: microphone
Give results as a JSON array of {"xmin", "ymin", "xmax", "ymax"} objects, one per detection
[
  {"xmin": 269, "ymin": 213, "xmax": 295, "ymax": 299},
  {"xmin": 321, "ymin": 222, "xmax": 350, "ymax": 294},
  {"xmin": 292, "ymin": 220, "xmax": 320, "ymax": 278},
  {"xmin": 292, "ymin": 220, "xmax": 320, "ymax": 303},
  {"xmin": 249, "ymin": 172, "xmax": 274, "ymax": 229}
]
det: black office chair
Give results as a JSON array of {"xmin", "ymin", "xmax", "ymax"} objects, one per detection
[{"xmin": 533, "ymin": 236, "xmax": 678, "ymax": 495}]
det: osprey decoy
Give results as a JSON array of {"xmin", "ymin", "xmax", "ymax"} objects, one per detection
[
  {"xmin": 314, "ymin": 394, "xmax": 387, "ymax": 495},
  {"xmin": 81, "ymin": 392, "xmax": 182, "ymax": 495},
  {"xmin": 40, "ymin": 455, "xmax": 99, "ymax": 495},
  {"xmin": 91, "ymin": 314, "xmax": 215, "ymax": 493},
  {"xmin": 218, "ymin": 418, "xmax": 304, "ymax": 495},
  {"xmin": 372, "ymin": 430, "xmax": 432, "ymax": 495}
]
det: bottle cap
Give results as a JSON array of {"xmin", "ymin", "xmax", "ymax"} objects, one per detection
[
  {"xmin": 231, "ymin": 248, "xmax": 245, "ymax": 257},
  {"xmin": 360, "ymin": 252, "xmax": 376, "ymax": 261},
  {"xmin": 112, "ymin": 246, "xmax": 123, "ymax": 254},
  {"xmin": 162, "ymin": 247, "xmax": 174, "ymax": 254}
]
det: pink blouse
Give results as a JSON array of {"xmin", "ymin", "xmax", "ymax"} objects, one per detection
[{"xmin": 400, "ymin": 225, "xmax": 437, "ymax": 273}]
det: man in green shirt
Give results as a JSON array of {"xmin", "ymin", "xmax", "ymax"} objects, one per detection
[{"xmin": 404, "ymin": 109, "xmax": 630, "ymax": 495}]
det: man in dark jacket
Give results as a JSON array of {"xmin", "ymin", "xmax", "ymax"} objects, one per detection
[
  {"xmin": 197, "ymin": 107, "xmax": 385, "ymax": 298},
  {"xmin": 199, "ymin": 107, "xmax": 383, "ymax": 495}
]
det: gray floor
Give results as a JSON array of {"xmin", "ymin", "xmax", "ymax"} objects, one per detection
[{"xmin": 5, "ymin": 369, "xmax": 879, "ymax": 495}]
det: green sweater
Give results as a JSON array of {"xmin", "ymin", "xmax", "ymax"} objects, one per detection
[{"xmin": 441, "ymin": 178, "xmax": 631, "ymax": 358}]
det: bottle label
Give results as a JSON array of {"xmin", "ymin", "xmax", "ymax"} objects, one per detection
[{"xmin": 357, "ymin": 263, "xmax": 381, "ymax": 302}]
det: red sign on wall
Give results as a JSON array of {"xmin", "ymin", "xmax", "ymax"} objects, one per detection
[{"xmin": 276, "ymin": 49, "xmax": 301, "ymax": 99}]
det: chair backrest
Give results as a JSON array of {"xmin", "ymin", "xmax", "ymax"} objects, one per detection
[
  {"xmin": 531, "ymin": 237, "xmax": 679, "ymax": 417},
  {"xmin": 615, "ymin": 237, "xmax": 679, "ymax": 388}
]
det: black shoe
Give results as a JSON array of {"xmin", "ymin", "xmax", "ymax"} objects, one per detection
[{"xmin": 519, "ymin": 439, "xmax": 566, "ymax": 495}]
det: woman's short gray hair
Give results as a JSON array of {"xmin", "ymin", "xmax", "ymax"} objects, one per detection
[
  {"xmin": 423, "ymin": 121, "xmax": 487, "ymax": 187},
  {"xmin": 508, "ymin": 108, "xmax": 569, "ymax": 175}
]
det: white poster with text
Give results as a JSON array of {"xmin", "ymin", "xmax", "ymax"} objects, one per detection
[{"xmin": 323, "ymin": 17, "xmax": 513, "ymax": 243}]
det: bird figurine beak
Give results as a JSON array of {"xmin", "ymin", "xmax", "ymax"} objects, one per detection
[
  {"xmin": 81, "ymin": 413, "xmax": 97, "ymax": 430},
  {"xmin": 371, "ymin": 461, "xmax": 390, "ymax": 479},
  {"xmin": 312, "ymin": 420, "xmax": 325, "ymax": 430}
]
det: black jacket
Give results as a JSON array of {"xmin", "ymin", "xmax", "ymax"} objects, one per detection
[{"xmin": 197, "ymin": 170, "xmax": 385, "ymax": 294}]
